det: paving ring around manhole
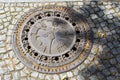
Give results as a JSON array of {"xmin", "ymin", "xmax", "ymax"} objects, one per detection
[{"xmin": 12, "ymin": 6, "xmax": 93, "ymax": 74}]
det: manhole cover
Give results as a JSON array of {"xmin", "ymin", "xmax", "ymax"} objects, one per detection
[{"xmin": 13, "ymin": 6, "xmax": 93, "ymax": 74}]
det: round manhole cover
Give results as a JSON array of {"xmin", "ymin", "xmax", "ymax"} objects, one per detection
[{"xmin": 12, "ymin": 6, "xmax": 93, "ymax": 74}]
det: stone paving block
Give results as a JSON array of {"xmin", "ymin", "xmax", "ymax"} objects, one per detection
[
  {"xmin": 107, "ymin": 76, "xmax": 115, "ymax": 80},
  {"xmin": 102, "ymin": 69, "xmax": 111, "ymax": 76},
  {"xmin": 116, "ymin": 55, "xmax": 120, "ymax": 63},
  {"xmin": 89, "ymin": 75, "xmax": 97, "ymax": 80},
  {"xmin": 97, "ymin": 72, "xmax": 105, "ymax": 79}
]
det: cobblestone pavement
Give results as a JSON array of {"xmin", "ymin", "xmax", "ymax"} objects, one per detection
[{"xmin": 0, "ymin": 0, "xmax": 120, "ymax": 80}]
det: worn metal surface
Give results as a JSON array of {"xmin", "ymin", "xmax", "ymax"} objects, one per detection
[{"xmin": 13, "ymin": 6, "xmax": 93, "ymax": 74}]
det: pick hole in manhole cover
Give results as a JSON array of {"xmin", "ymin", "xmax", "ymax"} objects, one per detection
[{"xmin": 12, "ymin": 6, "xmax": 93, "ymax": 74}]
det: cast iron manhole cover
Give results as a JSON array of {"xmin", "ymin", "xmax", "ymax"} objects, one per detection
[{"xmin": 13, "ymin": 6, "xmax": 93, "ymax": 74}]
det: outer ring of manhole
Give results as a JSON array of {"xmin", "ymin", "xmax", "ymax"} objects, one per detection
[{"xmin": 12, "ymin": 6, "xmax": 93, "ymax": 74}]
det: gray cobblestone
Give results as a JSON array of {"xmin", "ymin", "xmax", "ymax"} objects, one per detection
[
  {"xmin": 110, "ymin": 58, "xmax": 117, "ymax": 64},
  {"xmin": 103, "ymin": 26, "xmax": 110, "ymax": 31},
  {"xmin": 102, "ymin": 69, "xmax": 111, "ymax": 76},
  {"xmin": 97, "ymin": 72, "xmax": 105, "ymax": 79},
  {"xmin": 107, "ymin": 76, "xmax": 115, "ymax": 80},
  {"xmin": 82, "ymin": 69, "xmax": 91, "ymax": 77},
  {"xmin": 116, "ymin": 55, "xmax": 120, "ymax": 63},
  {"xmin": 89, "ymin": 75, "xmax": 97, "ymax": 80},
  {"xmin": 109, "ymin": 67, "xmax": 118, "ymax": 75}
]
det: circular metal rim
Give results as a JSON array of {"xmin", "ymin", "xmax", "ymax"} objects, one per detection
[{"xmin": 12, "ymin": 6, "xmax": 93, "ymax": 74}]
